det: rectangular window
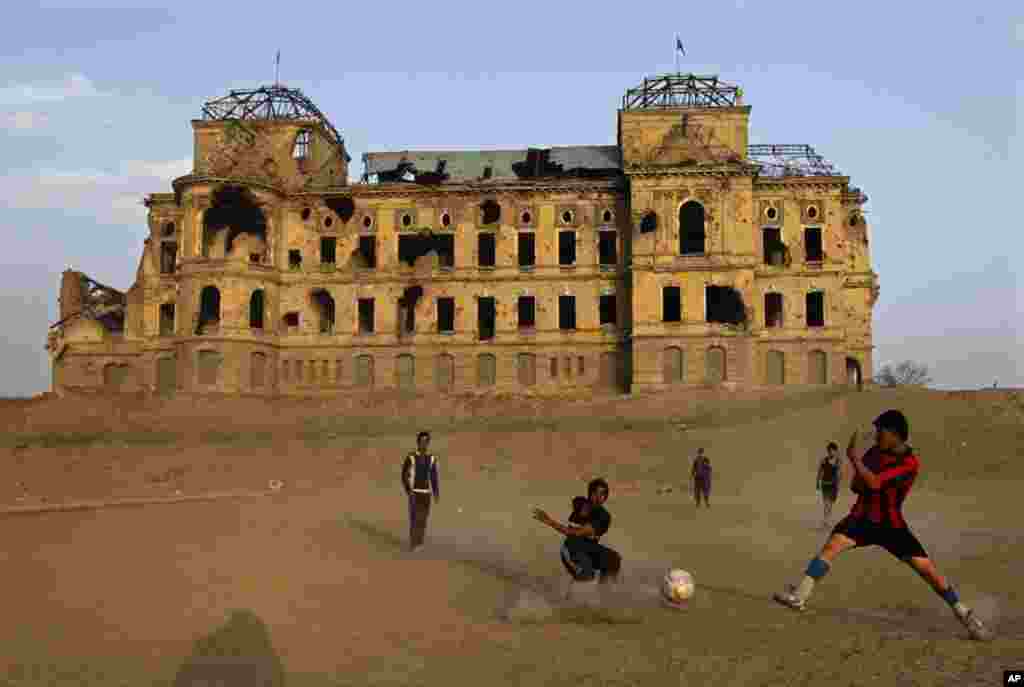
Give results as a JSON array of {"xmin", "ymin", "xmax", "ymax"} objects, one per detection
[
  {"xmin": 518, "ymin": 232, "xmax": 535, "ymax": 268},
  {"xmin": 160, "ymin": 243, "xmax": 177, "ymax": 274},
  {"xmin": 804, "ymin": 227, "xmax": 823, "ymax": 262},
  {"xmin": 436, "ymin": 234, "xmax": 455, "ymax": 268},
  {"xmin": 478, "ymin": 297, "xmax": 496, "ymax": 340},
  {"xmin": 478, "ymin": 233, "xmax": 496, "ymax": 267},
  {"xmin": 763, "ymin": 227, "xmax": 783, "ymax": 265},
  {"xmin": 358, "ymin": 236, "xmax": 377, "ymax": 268},
  {"xmin": 765, "ymin": 293, "xmax": 783, "ymax": 328},
  {"xmin": 288, "ymin": 250, "xmax": 302, "ymax": 269},
  {"xmin": 358, "ymin": 298, "xmax": 375, "ymax": 333},
  {"xmin": 159, "ymin": 303, "xmax": 175, "ymax": 336},
  {"xmin": 320, "ymin": 237, "xmax": 336, "ymax": 264},
  {"xmin": 559, "ymin": 230, "xmax": 576, "ymax": 266},
  {"xmin": 559, "ymin": 295, "xmax": 576, "ymax": 330},
  {"xmin": 599, "ymin": 294, "xmax": 617, "ymax": 325},
  {"xmin": 663, "ymin": 286, "xmax": 682, "ymax": 322},
  {"xmin": 437, "ymin": 297, "xmax": 455, "ymax": 333},
  {"xmin": 806, "ymin": 292, "xmax": 825, "ymax": 327},
  {"xmin": 517, "ymin": 296, "xmax": 536, "ymax": 329},
  {"xmin": 598, "ymin": 231, "xmax": 617, "ymax": 265}
]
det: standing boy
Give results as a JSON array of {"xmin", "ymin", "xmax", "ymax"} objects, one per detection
[
  {"xmin": 401, "ymin": 431, "xmax": 440, "ymax": 552},
  {"xmin": 817, "ymin": 442, "xmax": 842, "ymax": 527},
  {"xmin": 773, "ymin": 410, "xmax": 993, "ymax": 641},
  {"xmin": 692, "ymin": 448, "xmax": 712, "ymax": 508}
]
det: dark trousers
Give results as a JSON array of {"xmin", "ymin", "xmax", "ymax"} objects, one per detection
[
  {"xmin": 407, "ymin": 492, "xmax": 431, "ymax": 549},
  {"xmin": 694, "ymin": 478, "xmax": 711, "ymax": 504},
  {"xmin": 560, "ymin": 536, "xmax": 622, "ymax": 582}
]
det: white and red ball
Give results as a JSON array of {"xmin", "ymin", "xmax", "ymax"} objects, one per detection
[{"xmin": 662, "ymin": 568, "xmax": 695, "ymax": 604}]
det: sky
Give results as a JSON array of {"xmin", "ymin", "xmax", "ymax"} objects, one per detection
[{"xmin": 1, "ymin": 1, "xmax": 1021, "ymax": 396}]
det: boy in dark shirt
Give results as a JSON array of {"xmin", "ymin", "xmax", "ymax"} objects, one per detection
[
  {"xmin": 692, "ymin": 448, "xmax": 712, "ymax": 508},
  {"xmin": 401, "ymin": 430, "xmax": 440, "ymax": 551},
  {"xmin": 817, "ymin": 442, "xmax": 842, "ymax": 527},
  {"xmin": 534, "ymin": 479, "xmax": 621, "ymax": 584}
]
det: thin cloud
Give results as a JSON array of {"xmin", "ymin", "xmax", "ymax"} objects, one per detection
[
  {"xmin": 2, "ymin": 111, "xmax": 50, "ymax": 131},
  {"xmin": 0, "ymin": 158, "xmax": 191, "ymax": 225},
  {"xmin": 0, "ymin": 73, "xmax": 110, "ymax": 106}
]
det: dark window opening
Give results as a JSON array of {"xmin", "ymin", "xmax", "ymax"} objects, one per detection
[
  {"xmin": 324, "ymin": 216, "xmax": 333, "ymax": 228},
  {"xmin": 517, "ymin": 296, "xmax": 535, "ymax": 328},
  {"xmin": 598, "ymin": 231, "xmax": 617, "ymax": 265},
  {"xmin": 518, "ymin": 232, "xmax": 535, "ymax": 267},
  {"xmin": 706, "ymin": 286, "xmax": 747, "ymax": 325},
  {"xmin": 289, "ymin": 250, "xmax": 302, "ymax": 269},
  {"xmin": 283, "ymin": 312, "xmax": 300, "ymax": 328},
  {"xmin": 292, "ymin": 129, "xmax": 311, "ymax": 159},
  {"xmin": 680, "ymin": 201, "xmax": 706, "ymax": 255},
  {"xmin": 550, "ymin": 357, "xmax": 558, "ymax": 379},
  {"xmin": 160, "ymin": 242, "xmax": 177, "ymax": 274},
  {"xmin": 480, "ymin": 199, "xmax": 501, "ymax": 225},
  {"xmin": 159, "ymin": 303, "xmax": 175, "ymax": 336},
  {"xmin": 249, "ymin": 253, "xmax": 260, "ymax": 263},
  {"xmin": 198, "ymin": 286, "xmax": 221, "ymax": 332},
  {"xmin": 249, "ymin": 290, "xmax": 265, "ymax": 329},
  {"xmin": 313, "ymin": 290, "xmax": 336, "ymax": 333},
  {"xmin": 398, "ymin": 232, "xmax": 454, "ymax": 268},
  {"xmin": 478, "ymin": 233, "xmax": 496, "ymax": 267},
  {"xmin": 325, "ymin": 197, "xmax": 355, "ymax": 224},
  {"xmin": 301, "ymin": 207, "xmax": 311, "ymax": 221},
  {"xmin": 578, "ymin": 356, "xmax": 584, "ymax": 375},
  {"xmin": 161, "ymin": 222, "xmax": 175, "ymax": 237},
  {"xmin": 357, "ymin": 236, "xmax": 376, "ymax": 268},
  {"xmin": 358, "ymin": 299, "xmax": 375, "ymax": 334},
  {"xmin": 398, "ymin": 286, "xmax": 423, "ymax": 336},
  {"xmin": 765, "ymin": 292, "xmax": 783, "ymax": 328},
  {"xmin": 806, "ymin": 292, "xmax": 825, "ymax": 327},
  {"xmin": 520, "ymin": 210, "xmax": 532, "ymax": 225},
  {"xmin": 640, "ymin": 211, "xmax": 657, "ymax": 233},
  {"xmin": 320, "ymin": 237, "xmax": 337, "ymax": 264},
  {"xmin": 441, "ymin": 212, "xmax": 451, "ymax": 227},
  {"xmin": 402, "ymin": 214, "xmax": 413, "ymax": 228},
  {"xmin": 804, "ymin": 227, "xmax": 824, "ymax": 262},
  {"xmin": 482, "ymin": 165, "xmax": 493, "ymax": 180},
  {"xmin": 602, "ymin": 209, "xmax": 613, "ymax": 223},
  {"xmin": 763, "ymin": 227, "xmax": 785, "ymax": 265},
  {"xmin": 599, "ymin": 294, "xmax": 617, "ymax": 325},
  {"xmin": 561, "ymin": 210, "xmax": 574, "ymax": 224},
  {"xmin": 559, "ymin": 295, "xmax": 576, "ymax": 330},
  {"xmin": 663, "ymin": 286, "xmax": 681, "ymax": 322},
  {"xmin": 437, "ymin": 297, "xmax": 455, "ymax": 333},
  {"xmin": 478, "ymin": 297, "xmax": 496, "ymax": 340},
  {"xmin": 362, "ymin": 215, "xmax": 373, "ymax": 228},
  {"xmin": 559, "ymin": 230, "xmax": 576, "ymax": 265},
  {"xmin": 203, "ymin": 186, "xmax": 267, "ymax": 258}
]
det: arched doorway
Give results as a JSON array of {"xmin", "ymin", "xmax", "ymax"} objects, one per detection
[{"xmin": 705, "ymin": 347, "xmax": 727, "ymax": 385}]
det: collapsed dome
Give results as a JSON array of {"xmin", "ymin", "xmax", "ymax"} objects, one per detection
[
  {"xmin": 200, "ymin": 85, "xmax": 350, "ymax": 161},
  {"xmin": 622, "ymin": 73, "xmax": 743, "ymax": 110}
]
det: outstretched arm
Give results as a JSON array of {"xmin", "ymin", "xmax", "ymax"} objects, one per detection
[
  {"xmin": 847, "ymin": 432, "xmax": 917, "ymax": 490},
  {"xmin": 531, "ymin": 508, "xmax": 596, "ymax": 538}
]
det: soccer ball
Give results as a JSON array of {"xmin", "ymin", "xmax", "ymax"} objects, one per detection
[{"xmin": 662, "ymin": 569, "xmax": 695, "ymax": 604}]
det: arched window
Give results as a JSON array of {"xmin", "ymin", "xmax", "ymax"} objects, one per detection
[
  {"xmin": 249, "ymin": 290, "xmax": 265, "ymax": 329},
  {"xmin": 292, "ymin": 129, "xmax": 311, "ymax": 160},
  {"xmin": 198, "ymin": 286, "xmax": 221, "ymax": 332},
  {"xmin": 680, "ymin": 201, "xmax": 705, "ymax": 255}
]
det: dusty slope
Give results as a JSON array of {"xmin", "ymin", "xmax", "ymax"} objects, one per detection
[{"xmin": 0, "ymin": 387, "xmax": 1020, "ymax": 686}]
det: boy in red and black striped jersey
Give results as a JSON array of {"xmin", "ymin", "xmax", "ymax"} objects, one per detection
[{"xmin": 774, "ymin": 410, "xmax": 993, "ymax": 641}]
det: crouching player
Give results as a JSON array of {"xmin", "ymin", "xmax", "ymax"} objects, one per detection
[
  {"xmin": 533, "ymin": 478, "xmax": 621, "ymax": 586},
  {"xmin": 773, "ymin": 410, "xmax": 993, "ymax": 641}
]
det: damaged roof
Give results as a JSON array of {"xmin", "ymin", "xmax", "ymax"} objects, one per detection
[{"xmin": 362, "ymin": 145, "xmax": 621, "ymax": 182}]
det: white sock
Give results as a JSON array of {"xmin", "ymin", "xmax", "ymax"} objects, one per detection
[
  {"xmin": 794, "ymin": 576, "xmax": 816, "ymax": 602},
  {"xmin": 953, "ymin": 601, "xmax": 969, "ymax": 618}
]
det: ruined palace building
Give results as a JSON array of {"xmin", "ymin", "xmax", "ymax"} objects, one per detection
[{"xmin": 47, "ymin": 73, "xmax": 879, "ymax": 395}]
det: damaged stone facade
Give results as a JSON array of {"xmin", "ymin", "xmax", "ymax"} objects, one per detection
[{"xmin": 47, "ymin": 77, "xmax": 878, "ymax": 396}]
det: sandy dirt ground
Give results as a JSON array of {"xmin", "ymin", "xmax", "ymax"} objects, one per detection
[{"xmin": 0, "ymin": 386, "xmax": 1021, "ymax": 686}]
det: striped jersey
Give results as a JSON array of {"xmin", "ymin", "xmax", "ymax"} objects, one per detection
[{"xmin": 849, "ymin": 445, "xmax": 919, "ymax": 528}]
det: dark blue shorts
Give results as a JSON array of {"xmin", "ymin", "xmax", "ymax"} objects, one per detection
[{"xmin": 832, "ymin": 516, "xmax": 928, "ymax": 560}]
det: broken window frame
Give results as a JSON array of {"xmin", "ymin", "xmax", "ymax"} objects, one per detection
[
  {"xmin": 806, "ymin": 291, "xmax": 826, "ymax": 328},
  {"xmin": 704, "ymin": 285, "xmax": 748, "ymax": 326},
  {"xmin": 480, "ymin": 199, "xmax": 501, "ymax": 225},
  {"xmin": 558, "ymin": 295, "xmax": 577, "ymax": 331},
  {"xmin": 518, "ymin": 232, "xmax": 536, "ymax": 269},
  {"xmin": 762, "ymin": 227, "xmax": 785, "ymax": 266},
  {"xmin": 477, "ymin": 296, "xmax": 496, "ymax": 341},
  {"xmin": 160, "ymin": 241, "xmax": 177, "ymax": 275},
  {"xmin": 477, "ymin": 232, "xmax": 496, "ymax": 268},
  {"xmin": 283, "ymin": 312, "xmax": 300, "ymax": 329},
  {"xmin": 679, "ymin": 201, "xmax": 706, "ymax": 256},
  {"xmin": 249, "ymin": 290, "xmax": 265, "ymax": 330},
  {"xmin": 764, "ymin": 292, "xmax": 783, "ymax": 328},
  {"xmin": 517, "ymin": 296, "xmax": 536, "ymax": 329},
  {"xmin": 320, "ymin": 237, "xmax": 337, "ymax": 265},
  {"xmin": 437, "ymin": 297, "xmax": 455, "ymax": 334},
  {"xmin": 599, "ymin": 294, "xmax": 617, "ymax": 326},
  {"xmin": 159, "ymin": 303, "xmax": 176, "ymax": 337},
  {"xmin": 357, "ymin": 235, "xmax": 377, "ymax": 269},
  {"xmin": 598, "ymin": 230, "xmax": 618, "ymax": 267},
  {"xmin": 313, "ymin": 290, "xmax": 335, "ymax": 334},
  {"xmin": 357, "ymin": 298, "xmax": 375, "ymax": 334},
  {"xmin": 288, "ymin": 250, "xmax": 302, "ymax": 271},
  {"xmin": 662, "ymin": 286, "xmax": 682, "ymax": 323},
  {"xmin": 558, "ymin": 230, "xmax": 577, "ymax": 267},
  {"xmin": 804, "ymin": 226, "xmax": 824, "ymax": 263},
  {"xmin": 292, "ymin": 129, "xmax": 311, "ymax": 160}
]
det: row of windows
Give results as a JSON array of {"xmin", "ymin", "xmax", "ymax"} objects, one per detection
[
  {"xmin": 296, "ymin": 230, "xmax": 619, "ymax": 271},
  {"xmin": 177, "ymin": 286, "xmax": 827, "ymax": 339},
  {"xmin": 661, "ymin": 347, "xmax": 832, "ymax": 385},
  {"xmin": 305, "ymin": 202, "xmax": 618, "ymax": 231}
]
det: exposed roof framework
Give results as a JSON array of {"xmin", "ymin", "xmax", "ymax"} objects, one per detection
[
  {"xmin": 622, "ymin": 73, "xmax": 742, "ymax": 110},
  {"xmin": 748, "ymin": 144, "xmax": 841, "ymax": 178},
  {"xmin": 200, "ymin": 85, "xmax": 349, "ymax": 160},
  {"xmin": 49, "ymin": 273, "xmax": 126, "ymax": 331}
]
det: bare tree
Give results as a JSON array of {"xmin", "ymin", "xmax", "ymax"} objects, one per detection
[{"xmin": 874, "ymin": 361, "xmax": 933, "ymax": 387}]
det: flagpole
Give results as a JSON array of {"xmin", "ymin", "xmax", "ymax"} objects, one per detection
[
  {"xmin": 275, "ymin": 51, "xmax": 280, "ymax": 86},
  {"xmin": 674, "ymin": 34, "xmax": 679, "ymax": 74}
]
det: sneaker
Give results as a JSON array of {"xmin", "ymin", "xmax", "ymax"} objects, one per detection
[
  {"xmin": 959, "ymin": 609, "xmax": 994, "ymax": 641},
  {"xmin": 773, "ymin": 584, "xmax": 806, "ymax": 612}
]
